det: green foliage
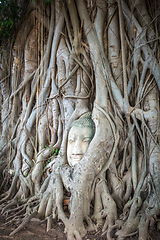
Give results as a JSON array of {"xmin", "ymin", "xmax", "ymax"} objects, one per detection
[
  {"xmin": 44, "ymin": 145, "xmax": 59, "ymax": 156},
  {"xmin": 0, "ymin": 0, "xmax": 20, "ymax": 42},
  {"xmin": 54, "ymin": 148, "xmax": 58, "ymax": 155},
  {"xmin": 43, "ymin": 147, "xmax": 59, "ymax": 170},
  {"xmin": 30, "ymin": 0, "xmax": 54, "ymax": 5},
  {"xmin": 45, "ymin": 0, "xmax": 54, "ymax": 5}
]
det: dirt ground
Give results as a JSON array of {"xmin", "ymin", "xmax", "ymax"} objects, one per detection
[{"xmin": 0, "ymin": 214, "xmax": 160, "ymax": 240}]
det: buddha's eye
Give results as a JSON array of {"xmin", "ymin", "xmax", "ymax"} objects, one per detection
[
  {"xmin": 69, "ymin": 138, "xmax": 75, "ymax": 143},
  {"xmin": 83, "ymin": 138, "xmax": 91, "ymax": 143}
]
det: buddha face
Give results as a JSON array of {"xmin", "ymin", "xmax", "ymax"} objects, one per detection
[{"xmin": 67, "ymin": 125, "xmax": 94, "ymax": 166}]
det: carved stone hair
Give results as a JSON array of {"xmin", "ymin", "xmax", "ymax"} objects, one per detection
[{"xmin": 70, "ymin": 112, "xmax": 95, "ymax": 136}]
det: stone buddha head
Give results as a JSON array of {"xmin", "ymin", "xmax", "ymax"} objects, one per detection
[{"xmin": 67, "ymin": 112, "xmax": 95, "ymax": 167}]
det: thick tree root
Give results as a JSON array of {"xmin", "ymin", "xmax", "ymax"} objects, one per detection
[
  {"xmin": 92, "ymin": 179, "xmax": 117, "ymax": 232},
  {"xmin": 114, "ymin": 177, "xmax": 160, "ymax": 240},
  {"xmin": 46, "ymin": 215, "xmax": 52, "ymax": 232}
]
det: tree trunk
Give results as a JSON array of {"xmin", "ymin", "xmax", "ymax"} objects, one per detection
[{"xmin": 1, "ymin": 0, "xmax": 160, "ymax": 239}]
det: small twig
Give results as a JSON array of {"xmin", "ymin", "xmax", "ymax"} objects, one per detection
[
  {"xmin": 120, "ymin": 124, "xmax": 135, "ymax": 177},
  {"xmin": 104, "ymin": 4, "xmax": 117, "ymax": 33},
  {"xmin": 131, "ymin": 113, "xmax": 143, "ymax": 141},
  {"xmin": 46, "ymin": 94, "xmax": 59, "ymax": 101},
  {"xmin": 33, "ymin": 93, "xmax": 59, "ymax": 110},
  {"xmin": 134, "ymin": 113, "xmax": 147, "ymax": 196},
  {"xmin": 6, "ymin": 206, "xmax": 26, "ymax": 221},
  {"xmin": 0, "ymin": 74, "xmax": 10, "ymax": 84},
  {"xmin": 2, "ymin": 215, "xmax": 23, "ymax": 227},
  {"xmin": 73, "ymin": 55, "xmax": 93, "ymax": 85},
  {"xmin": 5, "ymin": 204, "xmax": 25, "ymax": 215},
  {"xmin": 10, "ymin": 70, "xmax": 36, "ymax": 99},
  {"xmin": 58, "ymin": 64, "xmax": 79, "ymax": 94},
  {"xmin": 143, "ymin": 119, "xmax": 160, "ymax": 152}
]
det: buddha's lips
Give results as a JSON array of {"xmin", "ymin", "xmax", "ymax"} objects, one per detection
[{"xmin": 71, "ymin": 155, "xmax": 83, "ymax": 161}]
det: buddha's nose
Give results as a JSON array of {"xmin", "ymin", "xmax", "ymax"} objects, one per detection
[{"xmin": 72, "ymin": 139, "xmax": 83, "ymax": 155}]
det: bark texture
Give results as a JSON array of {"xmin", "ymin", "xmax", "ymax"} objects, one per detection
[{"xmin": 1, "ymin": 0, "xmax": 160, "ymax": 239}]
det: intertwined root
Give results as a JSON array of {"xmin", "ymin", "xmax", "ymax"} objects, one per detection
[
  {"xmin": 107, "ymin": 175, "xmax": 160, "ymax": 240},
  {"xmin": 92, "ymin": 179, "xmax": 117, "ymax": 232},
  {"xmin": 1, "ymin": 165, "xmax": 160, "ymax": 240}
]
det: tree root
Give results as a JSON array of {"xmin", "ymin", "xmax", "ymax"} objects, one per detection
[
  {"xmin": 10, "ymin": 211, "xmax": 37, "ymax": 236},
  {"xmin": 102, "ymin": 224, "xmax": 121, "ymax": 240},
  {"xmin": 1, "ymin": 199, "xmax": 19, "ymax": 214},
  {"xmin": 46, "ymin": 215, "xmax": 52, "ymax": 232},
  {"xmin": 85, "ymin": 215, "xmax": 97, "ymax": 232},
  {"xmin": 0, "ymin": 173, "xmax": 19, "ymax": 203},
  {"xmin": 115, "ymin": 192, "xmax": 142, "ymax": 238},
  {"xmin": 114, "ymin": 175, "xmax": 160, "ymax": 240},
  {"xmin": 92, "ymin": 179, "xmax": 117, "ymax": 233},
  {"xmin": 5, "ymin": 205, "xmax": 26, "ymax": 222}
]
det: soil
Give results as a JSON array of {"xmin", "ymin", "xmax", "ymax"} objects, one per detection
[{"xmin": 1, "ymin": 215, "xmax": 160, "ymax": 240}]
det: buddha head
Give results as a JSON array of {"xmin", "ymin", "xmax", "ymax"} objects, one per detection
[{"xmin": 67, "ymin": 112, "xmax": 95, "ymax": 167}]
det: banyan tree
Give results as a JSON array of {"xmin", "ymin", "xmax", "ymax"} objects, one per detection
[{"xmin": 0, "ymin": 0, "xmax": 160, "ymax": 239}]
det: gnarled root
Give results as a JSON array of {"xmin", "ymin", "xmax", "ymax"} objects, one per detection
[
  {"xmin": 138, "ymin": 214, "xmax": 149, "ymax": 240},
  {"xmin": 64, "ymin": 222, "xmax": 84, "ymax": 240},
  {"xmin": 92, "ymin": 179, "xmax": 117, "ymax": 234},
  {"xmin": 0, "ymin": 173, "xmax": 19, "ymax": 203},
  {"xmin": 115, "ymin": 175, "xmax": 160, "ymax": 240},
  {"xmin": 10, "ymin": 211, "xmax": 37, "ymax": 236},
  {"xmin": 37, "ymin": 173, "xmax": 58, "ymax": 220},
  {"xmin": 4, "ymin": 184, "xmax": 54, "ymax": 236},
  {"xmin": 115, "ymin": 196, "xmax": 142, "ymax": 239}
]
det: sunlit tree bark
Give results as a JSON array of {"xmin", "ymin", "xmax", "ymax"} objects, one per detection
[{"xmin": 1, "ymin": 0, "xmax": 160, "ymax": 239}]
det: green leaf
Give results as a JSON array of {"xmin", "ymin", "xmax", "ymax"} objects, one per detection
[
  {"xmin": 54, "ymin": 148, "xmax": 59, "ymax": 155},
  {"xmin": 0, "ymin": 0, "xmax": 20, "ymax": 43},
  {"xmin": 9, "ymin": 20, "xmax": 13, "ymax": 28}
]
